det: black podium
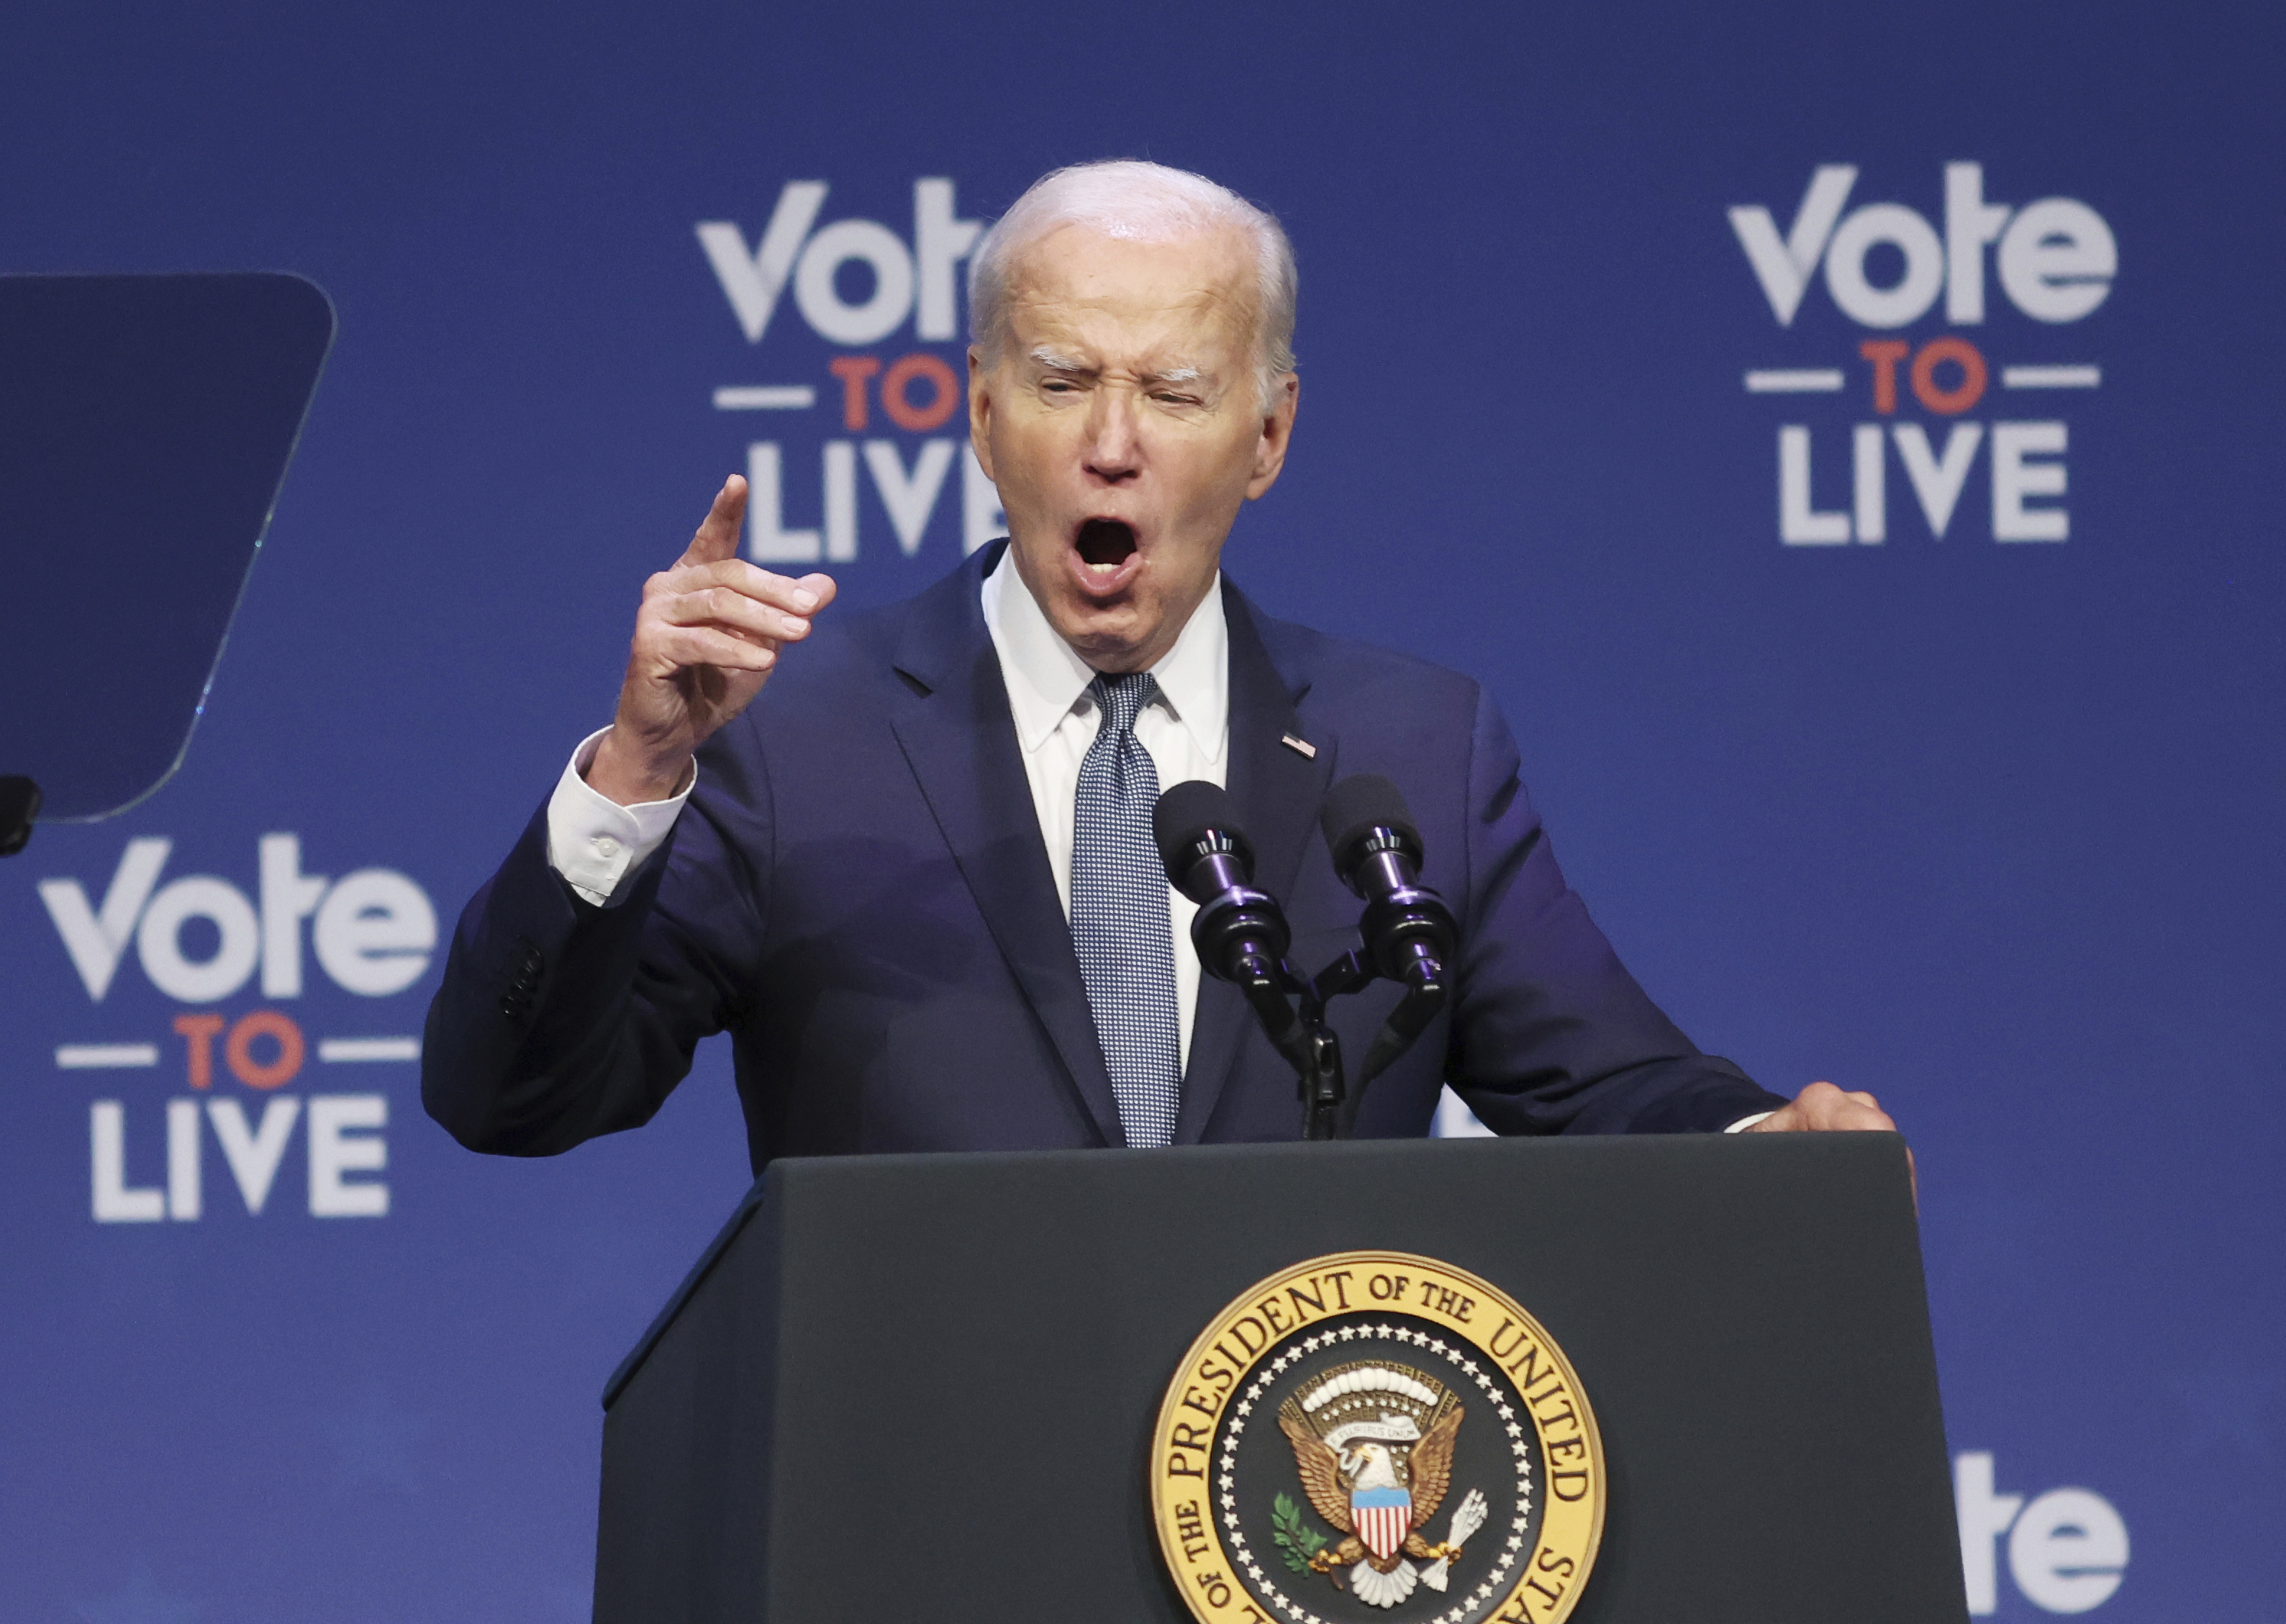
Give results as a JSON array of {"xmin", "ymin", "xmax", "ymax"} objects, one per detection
[{"xmin": 595, "ymin": 1133, "xmax": 1965, "ymax": 1623}]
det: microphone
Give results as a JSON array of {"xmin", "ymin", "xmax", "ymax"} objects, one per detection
[
  {"xmin": 1320, "ymin": 774, "xmax": 1456, "ymax": 988},
  {"xmin": 1153, "ymin": 781, "xmax": 1293, "ymax": 984}
]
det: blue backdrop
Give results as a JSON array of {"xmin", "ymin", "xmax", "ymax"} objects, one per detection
[{"xmin": 4, "ymin": 3, "xmax": 2279, "ymax": 1619}]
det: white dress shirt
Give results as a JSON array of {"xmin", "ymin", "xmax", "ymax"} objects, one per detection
[{"xmin": 546, "ymin": 555, "xmax": 1228, "ymax": 1070}]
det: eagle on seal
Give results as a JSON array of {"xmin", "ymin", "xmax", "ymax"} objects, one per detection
[{"xmin": 1277, "ymin": 1362, "xmax": 1471, "ymax": 1607}]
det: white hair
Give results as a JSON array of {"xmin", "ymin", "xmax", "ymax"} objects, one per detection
[{"xmin": 968, "ymin": 160, "xmax": 1298, "ymax": 412}]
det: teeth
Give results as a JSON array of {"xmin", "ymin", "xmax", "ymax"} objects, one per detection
[{"xmin": 1087, "ymin": 561, "xmax": 1120, "ymax": 574}]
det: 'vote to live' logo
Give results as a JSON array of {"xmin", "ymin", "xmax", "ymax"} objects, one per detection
[
  {"xmin": 1729, "ymin": 163, "xmax": 2114, "ymax": 547},
  {"xmin": 696, "ymin": 177, "xmax": 1007, "ymax": 568},
  {"xmin": 35, "ymin": 833, "xmax": 438, "ymax": 1225}
]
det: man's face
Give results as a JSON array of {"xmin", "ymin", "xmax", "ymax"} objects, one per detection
[{"xmin": 969, "ymin": 224, "xmax": 1297, "ymax": 673}]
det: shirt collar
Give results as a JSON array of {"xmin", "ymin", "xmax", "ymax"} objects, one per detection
[{"xmin": 981, "ymin": 548, "xmax": 1229, "ymax": 764}]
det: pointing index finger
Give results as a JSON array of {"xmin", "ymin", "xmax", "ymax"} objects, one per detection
[{"xmin": 681, "ymin": 474, "xmax": 748, "ymax": 566}]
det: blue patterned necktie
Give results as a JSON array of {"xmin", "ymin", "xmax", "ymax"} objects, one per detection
[{"xmin": 1071, "ymin": 671, "xmax": 1182, "ymax": 1148}]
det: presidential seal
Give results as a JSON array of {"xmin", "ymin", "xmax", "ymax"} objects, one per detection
[{"xmin": 1151, "ymin": 1252, "xmax": 1604, "ymax": 1624}]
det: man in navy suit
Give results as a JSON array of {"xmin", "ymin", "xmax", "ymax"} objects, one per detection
[{"xmin": 422, "ymin": 160, "xmax": 1897, "ymax": 1171}]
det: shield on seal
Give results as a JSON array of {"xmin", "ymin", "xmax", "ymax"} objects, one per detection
[{"xmin": 1351, "ymin": 1485, "xmax": 1412, "ymax": 1564}]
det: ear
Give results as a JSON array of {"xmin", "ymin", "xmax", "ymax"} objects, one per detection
[
  {"xmin": 968, "ymin": 345, "xmax": 998, "ymax": 483},
  {"xmin": 1245, "ymin": 371, "xmax": 1300, "ymax": 500}
]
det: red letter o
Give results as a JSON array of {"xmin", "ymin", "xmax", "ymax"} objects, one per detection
[
  {"xmin": 226, "ymin": 1009, "xmax": 306, "ymax": 1090},
  {"xmin": 1910, "ymin": 337, "xmax": 1987, "ymax": 416},
  {"xmin": 880, "ymin": 353, "xmax": 958, "ymax": 432}
]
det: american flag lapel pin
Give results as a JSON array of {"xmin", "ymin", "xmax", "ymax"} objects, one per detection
[{"xmin": 1281, "ymin": 733, "xmax": 1317, "ymax": 758}]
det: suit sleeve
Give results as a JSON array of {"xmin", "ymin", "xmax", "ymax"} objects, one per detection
[
  {"xmin": 419, "ymin": 722, "xmax": 775, "ymax": 1156},
  {"xmin": 1445, "ymin": 687, "xmax": 1787, "ymax": 1135}
]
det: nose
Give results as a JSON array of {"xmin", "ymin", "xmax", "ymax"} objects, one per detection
[{"xmin": 1082, "ymin": 386, "xmax": 1141, "ymax": 485}]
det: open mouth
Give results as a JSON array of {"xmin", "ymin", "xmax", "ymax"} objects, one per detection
[
  {"xmin": 1067, "ymin": 517, "xmax": 1143, "ymax": 599},
  {"xmin": 1074, "ymin": 517, "xmax": 1138, "ymax": 573}
]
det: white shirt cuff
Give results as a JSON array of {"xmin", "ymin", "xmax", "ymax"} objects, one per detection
[
  {"xmin": 1724, "ymin": 1110, "xmax": 1777, "ymax": 1133},
  {"xmin": 545, "ymin": 727, "xmax": 696, "ymax": 907}
]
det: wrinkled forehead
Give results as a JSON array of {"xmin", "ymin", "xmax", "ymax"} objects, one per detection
[{"xmin": 1000, "ymin": 223, "xmax": 1260, "ymax": 361}]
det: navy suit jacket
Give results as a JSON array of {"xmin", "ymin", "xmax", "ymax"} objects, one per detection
[{"xmin": 422, "ymin": 544, "xmax": 1783, "ymax": 1171}]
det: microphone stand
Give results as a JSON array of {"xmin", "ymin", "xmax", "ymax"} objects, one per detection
[
  {"xmin": 1154, "ymin": 779, "xmax": 1453, "ymax": 1143},
  {"xmin": 1243, "ymin": 947, "xmax": 1451, "ymax": 1142}
]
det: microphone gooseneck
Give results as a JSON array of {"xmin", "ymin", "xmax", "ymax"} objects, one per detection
[
  {"xmin": 1153, "ymin": 781, "xmax": 1310, "ymax": 1076},
  {"xmin": 1153, "ymin": 780, "xmax": 1292, "ymax": 982},
  {"xmin": 1146, "ymin": 776, "xmax": 1457, "ymax": 1143},
  {"xmin": 1319, "ymin": 774, "xmax": 1456, "ymax": 989}
]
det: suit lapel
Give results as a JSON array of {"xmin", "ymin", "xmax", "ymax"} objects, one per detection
[
  {"xmin": 887, "ymin": 548, "xmax": 1127, "ymax": 1148},
  {"xmin": 1174, "ymin": 582, "xmax": 1335, "ymax": 1145}
]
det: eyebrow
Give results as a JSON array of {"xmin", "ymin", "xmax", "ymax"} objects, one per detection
[{"xmin": 1026, "ymin": 348, "xmax": 1208, "ymax": 388}]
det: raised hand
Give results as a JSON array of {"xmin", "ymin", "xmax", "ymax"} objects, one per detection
[{"xmin": 586, "ymin": 476, "xmax": 837, "ymax": 805}]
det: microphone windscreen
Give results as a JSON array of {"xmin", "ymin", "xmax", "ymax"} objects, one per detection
[
  {"xmin": 1153, "ymin": 779, "xmax": 1245, "ymax": 881},
  {"xmin": 1320, "ymin": 774, "xmax": 1420, "ymax": 867}
]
